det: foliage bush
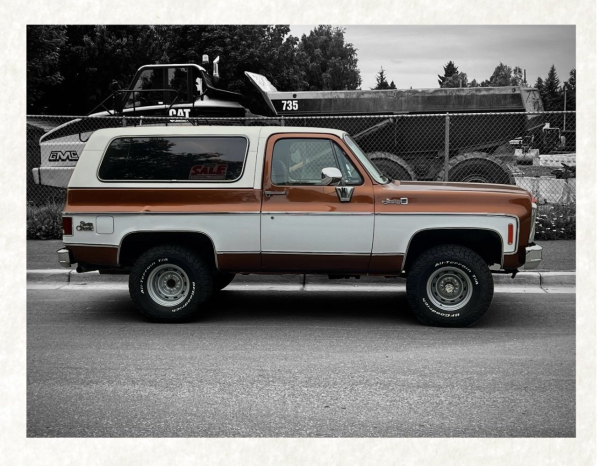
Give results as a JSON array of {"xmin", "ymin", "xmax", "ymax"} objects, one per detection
[
  {"xmin": 535, "ymin": 204, "xmax": 576, "ymax": 240},
  {"xmin": 27, "ymin": 202, "xmax": 63, "ymax": 239}
]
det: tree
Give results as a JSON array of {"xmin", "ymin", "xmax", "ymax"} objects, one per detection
[
  {"xmin": 372, "ymin": 67, "xmax": 396, "ymax": 90},
  {"xmin": 441, "ymin": 71, "xmax": 468, "ymax": 88},
  {"xmin": 565, "ymin": 69, "xmax": 576, "ymax": 110},
  {"xmin": 542, "ymin": 64, "xmax": 563, "ymax": 110},
  {"xmin": 38, "ymin": 25, "xmax": 165, "ymax": 114},
  {"xmin": 438, "ymin": 61, "xmax": 458, "ymax": 87},
  {"xmin": 481, "ymin": 63, "xmax": 527, "ymax": 88},
  {"xmin": 297, "ymin": 25, "xmax": 361, "ymax": 91},
  {"xmin": 489, "ymin": 62, "xmax": 512, "ymax": 86},
  {"xmin": 469, "ymin": 79, "xmax": 479, "ymax": 87},
  {"xmin": 534, "ymin": 76, "xmax": 545, "ymax": 92},
  {"xmin": 511, "ymin": 66, "xmax": 524, "ymax": 86},
  {"xmin": 568, "ymin": 68, "xmax": 576, "ymax": 88},
  {"xmin": 160, "ymin": 26, "xmax": 308, "ymax": 92},
  {"xmin": 27, "ymin": 26, "xmax": 67, "ymax": 111}
]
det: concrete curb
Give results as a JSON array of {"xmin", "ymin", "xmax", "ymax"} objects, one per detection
[
  {"xmin": 27, "ymin": 269, "xmax": 576, "ymax": 289},
  {"xmin": 540, "ymin": 272, "xmax": 577, "ymax": 287}
]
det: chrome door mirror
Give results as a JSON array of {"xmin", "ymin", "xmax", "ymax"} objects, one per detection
[{"xmin": 320, "ymin": 167, "xmax": 343, "ymax": 186}]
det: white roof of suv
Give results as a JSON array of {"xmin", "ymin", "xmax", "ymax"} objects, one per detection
[{"xmin": 69, "ymin": 125, "xmax": 349, "ymax": 189}]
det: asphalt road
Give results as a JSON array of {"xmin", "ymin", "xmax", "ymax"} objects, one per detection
[{"xmin": 27, "ymin": 287, "xmax": 575, "ymax": 438}]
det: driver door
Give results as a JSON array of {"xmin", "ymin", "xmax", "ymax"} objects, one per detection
[{"xmin": 260, "ymin": 133, "xmax": 375, "ymax": 272}]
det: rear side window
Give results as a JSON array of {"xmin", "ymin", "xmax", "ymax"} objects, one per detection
[{"xmin": 98, "ymin": 136, "xmax": 248, "ymax": 182}]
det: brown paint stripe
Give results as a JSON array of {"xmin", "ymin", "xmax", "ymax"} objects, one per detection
[
  {"xmin": 369, "ymin": 255, "xmax": 404, "ymax": 275},
  {"xmin": 261, "ymin": 253, "xmax": 371, "ymax": 273},
  {"xmin": 217, "ymin": 253, "xmax": 262, "ymax": 272},
  {"xmin": 66, "ymin": 188, "xmax": 262, "ymax": 213}
]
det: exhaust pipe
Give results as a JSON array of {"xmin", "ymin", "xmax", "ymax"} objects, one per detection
[{"xmin": 76, "ymin": 264, "xmax": 99, "ymax": 273}]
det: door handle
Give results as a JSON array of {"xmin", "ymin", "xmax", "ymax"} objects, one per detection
[{"xmin": 265, "ymin": 190, "xmax": 287, "ymax": 197}]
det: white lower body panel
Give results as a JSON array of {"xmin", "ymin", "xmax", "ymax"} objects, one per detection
[{"xmin": 373, "ymin": 214, "xmax": 517, "ymax": 255}]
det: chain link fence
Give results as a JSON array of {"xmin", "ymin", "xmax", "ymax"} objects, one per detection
[{"xmin": 27, "ymin": 112, "xmax": 576, "ymax": 212}]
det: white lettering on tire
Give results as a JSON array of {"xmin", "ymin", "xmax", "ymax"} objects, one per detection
[{"xmin": 171, "ymin": 283, "xmax": 196, "ymax": 313}]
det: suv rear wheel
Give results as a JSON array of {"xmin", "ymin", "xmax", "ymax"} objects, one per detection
[
  {"xmin": 129, "ymin": 244, "xmax": 213, "ymax": 321},
  {"xmin": 406, "ymin": 244, "xmax": 494, "ymax": 327}
]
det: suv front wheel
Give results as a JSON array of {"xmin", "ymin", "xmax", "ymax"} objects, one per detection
[
  {"xmin": 406, "ymin": 245, "xmax": 494, "ymax": 327},
  {"xmin": 129, "ymin": 244, "xmax": 213, "ymax": 321}
]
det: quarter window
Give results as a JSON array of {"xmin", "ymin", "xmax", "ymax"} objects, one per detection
[{"xmin": 98, "ymin": 136, "xmax": 248, "ymax": 182}]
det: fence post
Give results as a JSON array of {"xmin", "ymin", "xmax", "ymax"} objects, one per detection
[{"xmin": 444, "ymin": 113, "xmax": 450, "ymax": 182}]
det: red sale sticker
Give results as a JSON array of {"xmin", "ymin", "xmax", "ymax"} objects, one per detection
[{"xmin": 189, "ymin": 164, "xmax": 228, "ymax": 180}]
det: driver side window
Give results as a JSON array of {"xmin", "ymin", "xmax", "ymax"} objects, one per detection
[{"xmin": 271, "ymin": 138, "xmax": 363, "ymax": 186}]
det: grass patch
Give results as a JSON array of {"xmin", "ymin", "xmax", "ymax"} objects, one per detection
[
  {"xmin": 27, "ymin": 202, "xmax": 63, "ymax": 240},
  {"xmin": 535, "ymin": 204, "xmax": 576, "ymax": 240}
]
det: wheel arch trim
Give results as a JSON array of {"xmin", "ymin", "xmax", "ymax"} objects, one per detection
[
  {"xmin": 402, "ymin": 226, "xmax": 507, "ymax": 273},
  {"xmin": 117, "ymin": 230, "xmax": 220, "ymax": 269}
]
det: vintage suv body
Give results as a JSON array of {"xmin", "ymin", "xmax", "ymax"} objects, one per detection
[{"xmin": 58, "ymin": 125, "xmax": 542, "ymax": 326}]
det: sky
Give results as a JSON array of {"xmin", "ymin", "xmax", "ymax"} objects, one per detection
[{"xmin": 288, "ymin": 25, "xmax": 575, "ymax": 90}]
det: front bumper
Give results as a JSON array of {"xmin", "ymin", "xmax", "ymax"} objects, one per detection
[
  {"xmin": 57, "ymin": 248, "xmax": 73, "ymax": 268},
  {"xmin": 519, "ymin": 243, "xmax": 543, "ymax": 270}
]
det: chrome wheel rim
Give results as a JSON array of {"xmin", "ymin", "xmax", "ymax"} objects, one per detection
[
  {"xmin": 426, "ymin": 266, "xmax": 473, "ymax": 311},
  {"xmin": 147, "ymin": 264, "xmax": 190, "ymax": 307}
]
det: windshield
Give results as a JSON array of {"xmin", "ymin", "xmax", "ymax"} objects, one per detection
[{"xmin": 343, "ymin": 134, "xmax": 389, "ymax": 184}]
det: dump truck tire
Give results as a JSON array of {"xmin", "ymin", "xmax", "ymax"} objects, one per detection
[
  {"xmin": 368, "ymin": 152, "xmax": 417, "ymax": 181},
  {"xmin": 436, "ymin": 152, "xmax": 515, "ymax": 185}
]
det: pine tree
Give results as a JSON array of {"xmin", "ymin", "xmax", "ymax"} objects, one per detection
[
  {"xmin": 372, "ymin": 67, "xmax": 395, "ymax": 90},
  {"xmin": 438, "ymin": 61, "xmax": 458, "ymax": 87},
  {"xmin": 534, "ymin": 77, "xmax": 545, "ymax": 92},
  {"xmin": 543, "ymin": 64, "xmax": 562, "ymax": 110},
  {"xmin": 565, "ymin": 69, "xmax": 576, "ymax": 110}
]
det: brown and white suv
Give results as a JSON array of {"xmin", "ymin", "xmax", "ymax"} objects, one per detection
[{"xmin": 57, "ymin": 125, "xmax": 542, "ymax": 326}]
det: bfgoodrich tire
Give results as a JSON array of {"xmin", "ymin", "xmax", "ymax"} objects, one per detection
[
  {"xmin": 129, "ymin": 244, "xmax": 213, "ymax": 321},
  {"xmin": 406, "ymin": 245, "xmax": 494, "ymax": 327}
]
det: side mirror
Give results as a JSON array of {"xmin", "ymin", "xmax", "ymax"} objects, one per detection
[{"xmin": 320, "ymin": 167, "xmax": 343, "ymax": 186}]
